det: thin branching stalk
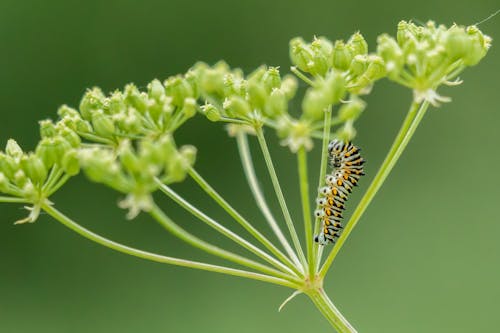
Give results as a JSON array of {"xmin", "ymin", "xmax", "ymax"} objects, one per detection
[
  {"xmin": 148, "ymin": 203, "xmax": 301, "ymax": 283},
  {"xmin": 297, "ymin": 146, "xmax": 314, "ymax": 276},
  {"xmin": 0, "ymin": 196, "xmax": 29, "ymax": 203},
  {"xmin": 255, "ymin": 127, "xmax": 308, "ymax": 269},
  {"xmin": 313, "ymin": 106, "xmax": 333, "ymax": 271},
  {"xmin": 155, "ymin": 180, "xmax": 298, "ymax": 276},
  {"xmin": 41, "ymin": 203, "xmax": 299, "ymax": 288},
  {"xmin": 235, "ymin": 132, "xmax": 302, "ymax": 269},
  {"xmin": 188, "ymin": 168, "xmax": 303, "ymax": 277},
  {"xmin": 320, "ymin": 100, "xmax": 430, "ymax": 276}
]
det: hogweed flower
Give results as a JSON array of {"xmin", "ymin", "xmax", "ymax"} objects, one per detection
[{"xmin": 0, "ymin": 20, "xmax": 492, "ymax": 333}]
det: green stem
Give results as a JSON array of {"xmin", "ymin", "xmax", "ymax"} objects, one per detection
[
  {"xmin": 320, "ymin": 100, "xmax": 430, "ymax": 276},
  {"xmin": 188, "ymin": 168, "xmax": 303, "ymax": 277},
  {"xmin": 235, "ymin": 132, "xmax": 302, "ymax": 269},
  {"xmin": 155, "ymin": 180, "xmax": 298, "ymax": 277},
  {"xmin": 313, "ymin": 106, "xmax": 332, "ymax": 271},
  {"xmin": 297, "ymin": 147, "xmax": 314, "ymax": 276},
  {"xmin": 255, "ymin": 128, "xmax": 308, "ymax": 270},
  {"xmin": 41, "ymin": 203, "xmax": 298, "ymax": 288},
  {"xmin": 0, "ymin": 196, "xmax": 29, "ymax": 203},
  {"xmin": 148, "ymin": 203, "xmax": 301, "ymax": 284},
  {"xmin": 308, "ymin": 288, "xmax": 357, "ymax": 333},
  {"xmin": 291, "ymin": 66, "xmax": 315, "ymax": 86}
]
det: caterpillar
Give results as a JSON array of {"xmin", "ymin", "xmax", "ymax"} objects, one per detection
[{"xmin": 314, "ymin": 140, "xmax": 365, "ymax": 245}]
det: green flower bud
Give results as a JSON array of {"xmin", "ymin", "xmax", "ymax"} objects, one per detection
[
  {"xmin": 223, "ymin": 73, "xmax": 246, "ymax": 96},
  {"xmin": 247, "ymin": 65, "xmax": 267, "ymax": 82},
  {"xmin": 165, "ymin": 76, "xmax": 194, "ymax": 107},
  {"xmin": 289, "ymin": 37, "xmax": 313, "ymax": 73},
  {"xmin": 21, "ymin": 154, "xmax": 48, "ymax": 184},
  {"xmin": 181, "ymin": 97, "xmax": 197, "ymax": 119},
  {"xmin": 200, "ymin": 103, "xmax": 222, "ymax": 122},
  {"xmin": 463, "ymin": 26, "xmax": 491, "ymax": 66},
  {"xmin": 124, "ymin": 84, "xmax": 147, "ymax": 114},
  {"xmin": 337, "ymin": 98, "xmax": 366, "ymax": 122},
  {"xmin": 396, "ymin": 21, "xmax": 410, "ymax": 46},
  {"xmin": 80, "ymin": 87, "xmax": 106, "ymax": 120},
  {"xmin": 223, "ymin": 96, "xmax": 251, "ymax": 118},
  {"xmin": 262, "ymin": 67, "xmax": 282, "ymax": 93},
  {"xmin": 58, "ymin": 127, "xmax": 81, "ymax": 148},
  {"xmin": 79, "ymin": 148, "xmax": 126, "ymax": 188},
  {"xmin": 14, "ymin": 169, "xmax": 28, "ymax": 188},
  {"xmin": 324, "ymin": 72, "xmax": 347, "ymax": 105},
  {"xmin": 62, "ymin": 150, "xmax": 80, "ymax": 176},
  {"xmin": 444, "ymin": 26, "xmax": 470, "ymax": 61},
  {"xmin": 0, "ymin": 172, "xmax": 10, "ymax": 193},
  {"xmin": 75, "ymin": 118, "xmax": 93, "ymax": 134},
  {"xmin": 179, "ymin": 145, "xmax": 197, "ymax": 168},
  {"xmin": 6, "ymin": 139, "xmax": 23, "ymax": 160},
  {"xmin": 302, "ymin": 89, "xmax": 329, "ymax": 121},
  {"xmin": 312, "ymin": 37, "xmax": 333, "ymax": 61},
  {"xmin": 364, "ymin": 55, "xmax": 386, "ymax": 81},
  {"xmin": 148, "ymin": 79, "xmax": 165, "ymax": 100},
  {"xmin": 57, "ymin": 105, "xmax": 81, "ymax": 120},
  {"xmin": 39, "ymin": 119, "xmax": 58, "ymax": 138},
  {"xmin": 199, "ymin": 66, "xmax": 226, "ymax": 96},
  {"xmin": 0, "ymin": 153, "xmax": 18, "ymax": 179},
  {"xmin": 184, "ymin": 70, "xmax": 200, "ymax": 99},
  {"xmin": 108, "ymin": 91, "xmax": 126, "ymax": 115},
  {"xmin": 308, "ymin": 38, "xmax": 331, "ymax": 75},
  {"xmin": 332, "ymin": 40, "xmax": 353, "ymax": 71},
  {"xmin": 264, "ymin": 89, "xmax": 287, "ymax": 117},
  {"xmin": 247, "ymin": 80, "xmax": 268, "ymax": 110},
  {"xmin": 91, "ymin": 110, "xmax": 115, "ymax": 139},
  {"xmin": 348, "ymin": 32, "xmax": 368, "ymax": 56},
  {"xmin": 376, "ymin": 34, "xmax": 404, "ymax": 78},
  {"xmin": 119, "ymin": 141, "xmax": 141, "ymax": 173},
  {"xmin": 36, "ymin": 137, "xmax": 72, "ymax": 168},
  {"xmin": 349, "ymin": 55, "xmax": 369, "ymax": 76},
  {"xmin": 281, "ymin": 75, "xmax": 298, "ymax": 100}
]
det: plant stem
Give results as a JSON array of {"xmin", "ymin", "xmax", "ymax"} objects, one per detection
[
  {"xmin": 235, "ymin": 132, "xmax": 302, "ymax": 269},
  {"xmin": 297, "ymin": 147, "xmax": 314, "ymax": 276},
  {"xmin": 313, "ymin": 106, "xmax": 332, "ymax": 271},
  {"xmin": 320, "ymin": 100, "xmax": 430, "ymax": 276},
  {"xmin": 41, "ymin": 203, "xmax": 298, "ymax": 288},
  {"xmin": 308, "ymin": 288, "xmax": 357, "ymax": 333},
  {"xmin": 0, "ymin": 196, "xmax": 29, "ymax": 203},
  {"xmin": 148, "ymin": 203, "xmax": 301, "ymax": 283},
  {"xmin": 155, "ymin": 180, "xmax": 298, "ymax": 277},
  {"xmin": 255, "ymin": 127, "xmax": 308, "ymax": 270},
  {"xmin": 188, "ymin": 168, "xmax": 303, "ymax": 277}
]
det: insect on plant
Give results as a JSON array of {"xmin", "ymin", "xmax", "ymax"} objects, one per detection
[{"xmin": 0, "ymin": 20, "xmax": 492, "ymax": 332}]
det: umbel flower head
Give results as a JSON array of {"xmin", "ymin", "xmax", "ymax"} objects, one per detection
[{"xmin": 377, "ymin": 21, "xmax": 491, "ymax": 105}]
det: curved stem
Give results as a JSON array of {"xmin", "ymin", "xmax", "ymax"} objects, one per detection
[
  {"xmin": 188, "ymin": 168, "xmax": 303, "ymax": 277},
  {"xmin": 235, "ymin": 132, "xmax": 302, "ymax": 269},
  {"xmin": 255, "ymin": 127, "xmax": 308, "ymax": 270},
  {"xmin": 320, "ymin": 100, "xmax": 430, "ymax": 276},
  {"xmin": 41, "ymin": 203, "xmax": 298, "ymax": 288},
  {"xmin": 308, "ymin": 288, "xmax": 357, "ymax": 332},
  {"xmin": 155, "ymin": 180, "xmax": 298, "ymax": 277},
  {"xmin": 149, "ymin": 203, "xmax": 301, "ymax": 284},
  {"xmin": 313, "ymin": 106, "xmax": 332, "ymax": 271},
  {"xmin": 297, "ymin": 147, "xmax": 314, "ymax": 276}
]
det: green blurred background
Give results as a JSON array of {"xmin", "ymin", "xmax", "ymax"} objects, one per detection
[{"xmin": 0, "ymin": 0, "xmax": 498, "ymax": 332}]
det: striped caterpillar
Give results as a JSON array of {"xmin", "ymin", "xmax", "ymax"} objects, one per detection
[{"xmin": 314, "ymin": 140, "xmax": 365, "ymax": 245}]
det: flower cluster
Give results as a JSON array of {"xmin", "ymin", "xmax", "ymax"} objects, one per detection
[
  {"xmin": 0, "ymin": 20, "xmax": 491, "ymax": 222},
  {"xmin": 377, "ymin": 21, "xmax": 491, "ymax": 105}
]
